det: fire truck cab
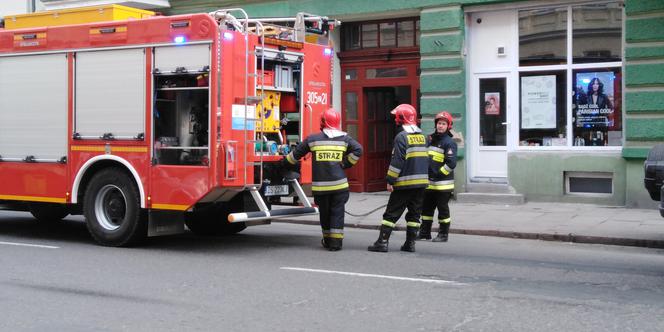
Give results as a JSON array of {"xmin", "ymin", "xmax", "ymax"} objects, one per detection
[{"xmin": 0, "ymin": 5, "xmax": 336, "ymax": 246}]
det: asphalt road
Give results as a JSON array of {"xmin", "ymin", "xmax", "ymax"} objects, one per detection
[{"xmin": 1, "ymin": 211, "xmax": 663, "ymax": 331}]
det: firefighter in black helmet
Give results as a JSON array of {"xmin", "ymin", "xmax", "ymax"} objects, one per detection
[
  {"xmin": 368, "ymin": 103, "xmax": 429, "ymax": 253},
  {"xmin": 417, "ymin": 111, "xmax": 457, "ymax": 242},
  {"xmin": 284, "ymin": 108, "xmax": 362, "ymax": 251}
]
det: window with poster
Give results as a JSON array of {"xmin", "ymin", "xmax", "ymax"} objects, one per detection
[{"xmin": 518, "ymin": 2, "xmax": 622, "ymax": 148}]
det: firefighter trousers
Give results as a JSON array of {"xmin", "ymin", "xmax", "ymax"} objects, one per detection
[
  {"xmin": 422, "ymin": 190, "xmax": 452, "ymax": 224},
  {"xmin": 382, "ymin": 188, "xmax": 425, "ymax": 226},
  {"xmin": 314, "ymin": 191, "xmax": 350, "ymax": 240}
]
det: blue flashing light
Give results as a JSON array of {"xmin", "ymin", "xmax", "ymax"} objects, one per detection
[
  {"xmin": 224, "ymin": 32, "xmax": 234, "ymax": 40},
  {"xmin": 324, "ymin": 48, "xmax": 332, "ymax": 56},
  {"xmin": 174, "ymin": 36, "xmax": 187, "ymax": 44}
]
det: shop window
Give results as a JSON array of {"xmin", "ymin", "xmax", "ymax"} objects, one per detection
[
  {"xmin": 346, "ymin": 124, "xmax": 358, "ymax": 140},
  {"xmin": 397, "ymin": 21, "xmax": 414, "ymax": 47},
  {"xmin": 345, "ymin": 69, "xmax": 358, "ymax": 80},
  {"xmin": 519, "ymin": 7, "xmax": 567, "ymax": 66},
  {"xmin": 519, "ymin": 71, "xmax": 567, "ymax": 146},
  {"xmin": 517, "ymin": 2, "xmax": 622, "ymax": 149},
  {"xmin": 479, "ymin": 78, "xmax": 506, "ymax": 146},
  {"xmin": 572, "ymin": 68, "xmax": 622, "ymax": 146},
  {"xmin": 343, "ymin": 25, "xmax": 360, "ymax": 50},
  {"xmin": 345, "ymin": 92, "xmax": 358, "ymax": 120},
  {"xmin": 341, "ymin": 18, "xmax": 419, "ymax": 51},
  {"xmin": 366, "ymin": 67, "xmax": 407, "ymax": 79},
  {"xmin": 362, "ymin": 23, "xmax": 378, "ymax": 48},
  {"xmin": 380, "ymin": 22, "xmax": 396, "ymax": 48},
  {"xmin": 573, "ymin": 3, "xmax": 622, "ymax": 63},
  {"xmin": 565, "ymin": 171, "xmax": 613, "ymax": 195}
]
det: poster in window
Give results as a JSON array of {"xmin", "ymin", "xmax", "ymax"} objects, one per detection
[
  {"xmin": 484, "ymin": 92, "xmax": 500, "ymax": 115},
  {"xmin": 521, "ymin": 75, "xmax": 557, "ymax": 129},
  {"xmin": 574, "ymin": 71, "xmax": 615, "ymax": 129}
]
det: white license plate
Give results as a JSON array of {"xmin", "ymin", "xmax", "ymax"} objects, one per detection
[{"xmin": 264, "ymin": 185, "xmax": 289, "ymax": 196}]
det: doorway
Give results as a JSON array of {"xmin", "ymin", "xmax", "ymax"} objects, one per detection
[
  {"xmin": 471, "ymin": 74, "xmax": 509, "ymax": 178},
  {"xmin": 341, "ymin": 61, "xmax": 420, "ymax": 192},
  {"xmin": 467, "ymin": 9, "xmax": 516, "ymax": 180}
]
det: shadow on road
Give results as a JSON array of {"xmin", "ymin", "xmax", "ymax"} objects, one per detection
[{"xmin": 0, "ymin": 213, "xmax": 320, "ymax": 252}]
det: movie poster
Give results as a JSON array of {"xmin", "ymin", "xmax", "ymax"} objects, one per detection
[
  {"xmin": 484, "ymin": 92, "xmax": 500, "ymax": 115},
  {"xmin": 574, "ymin": 71, "xmax": 615, "ymax": 128},
  {"xmin": 521, "ymin": 75, "xmax": 557, "ymax": 129}
]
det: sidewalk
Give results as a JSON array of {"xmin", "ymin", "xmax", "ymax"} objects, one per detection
[{"xmin": 277, "ymin": 192, "xmax": 664, "ymax": 249}]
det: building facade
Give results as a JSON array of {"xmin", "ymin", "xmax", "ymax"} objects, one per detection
[{"xmin": 4, "ymin": 0, "xmax": 662, "ymax": 207}]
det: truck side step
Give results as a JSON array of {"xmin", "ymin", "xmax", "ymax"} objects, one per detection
[
  {"xmin": 228, "ymin": 178, "xmax": 317, "ymax": 223},
  {"xmin": 228, "ymin": 206, "xmax": 318, "ymax": 223}
]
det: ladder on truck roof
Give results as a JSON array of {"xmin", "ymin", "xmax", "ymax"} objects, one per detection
[{"xmin": 210, "ymin": 9, "xmax": 332, "ymax": 223}]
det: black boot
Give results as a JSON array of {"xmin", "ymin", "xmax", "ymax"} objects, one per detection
[
  {"xmin": 400, "ymin": 226, "xmax": 418, "ymax": 252},
  {"xmin": 416, "ymin": 220, "xmax": 432, "ymax": 240},
  {"xmin": 368, "ymin": 225, "xmax": 393, "ymax": 252},
  {"xmin": 432, "ymin": 222, "xmax": 450, "ymax": 242},
  {"xmin": 321, "ymin": 238, "xmax": 329, "ymax": 249},
  {"xmin": 327, "ymin": 238, "xmax": 342, "ymax": 251}
]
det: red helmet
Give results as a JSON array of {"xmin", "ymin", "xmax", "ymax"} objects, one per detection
[
  {"xmin": 390, "ymin": 104, "xmax": 417, "ymax": 125},
  {"xmin": 435, "ymin": 111, "xmax": 453, "ymax": 130},
  {"xmin": 320, "ymin": 108, "xmax": 341, "ymax": 130}
]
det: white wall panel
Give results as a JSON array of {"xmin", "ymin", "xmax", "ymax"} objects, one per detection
[
  {"xmin": 76, "ymin": 48, "xmax": 145, "ymax": 138},
  {"xmin": 0, "ymin": 53, "xmax": 68, "ymax": 160}
]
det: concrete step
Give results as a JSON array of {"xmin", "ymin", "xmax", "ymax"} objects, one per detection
[
  {"xmin": 456, "ymin": 192, "xmax": 525, "ymax": 205},
  {"xmin": 465, "ymin": 183, "xmax": 515, "ymax": 194}
]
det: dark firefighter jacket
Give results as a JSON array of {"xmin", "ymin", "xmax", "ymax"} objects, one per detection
[
  {"xmin": 286, "ymin": 132, "xmax": 363, "ymax": 194},
  {"xmin": 386, "ymin": 128, "xmax": 429, "ymax": 190},
  {"xmin": 427, "ymin": 131, "xmax": 457, "ymax": 192}
]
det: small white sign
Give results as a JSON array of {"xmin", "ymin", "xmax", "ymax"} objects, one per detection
[
  {"xmin": 264, "ymin": 185, "xmax": 289, "ymax": 196},
  {"xmin": 521, "ymin": 75, "xmax": 557, "ymax": 129}
]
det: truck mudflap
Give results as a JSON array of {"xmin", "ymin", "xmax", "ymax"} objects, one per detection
[{"xmin": 228, "ymin": 178, "xmax": 318, "ymax": 223}]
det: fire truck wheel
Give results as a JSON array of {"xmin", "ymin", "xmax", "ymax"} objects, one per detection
[
  {"xmin": 28, "ymin": 203, "xmax": 69, "ymax": 223},
  {"xmin": 184, "ymin": 202, "xmax": 247, "ymax": 236},
  {"xmin": 83, "ymin": 168, "xmax": 147, "ymax": 247}
]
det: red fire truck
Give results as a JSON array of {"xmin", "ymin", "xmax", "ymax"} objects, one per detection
[{"xmin": 0, "ymin": 5, "xmax": 336, "ymax": 246}]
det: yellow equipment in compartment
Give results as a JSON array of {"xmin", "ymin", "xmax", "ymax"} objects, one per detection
[
  {"xmin": 3, "ymin": 5, "xmax": 154, "ymax": 30},
  {"xmin": 256, "ymin": 91, "xmax": 281, "ymax": 133}
]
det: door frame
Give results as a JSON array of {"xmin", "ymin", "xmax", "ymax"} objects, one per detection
[
  {"xmin": 340, "ymin": 59, "xmax": 420, "ymax": 192},
  {"xmin": 469, "ymin": 71, "xmax": 517, "ymax": 179}
]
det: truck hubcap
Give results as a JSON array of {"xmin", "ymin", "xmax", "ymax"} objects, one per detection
[{"xmin": 95, "ymin": 185, "xmax": 127, "ymax": 231}]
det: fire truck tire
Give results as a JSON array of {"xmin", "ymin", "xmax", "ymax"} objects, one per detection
[
  {"xmin": 28, "ymin": 203, "xmax": 69, "ymax": 223},
  {"xmin": 184, "ymin": 202, "xmax": 247, "ymax": 236},
  {"xmin": 83, "ymin": 168, "xmax": 147, "ymax": 247}
]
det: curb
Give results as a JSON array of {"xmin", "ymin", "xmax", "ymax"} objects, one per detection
[{"xmin": 272, "ymin": 219, "xmax": 664, "ymax": 249}]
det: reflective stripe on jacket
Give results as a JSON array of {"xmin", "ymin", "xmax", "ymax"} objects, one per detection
[
  {"xmin": 426, "ymin": 131, "xmax": 457, "ymax": 192},
  {"xmin": 286, "ymin": 132, "xmax": 363, "ymax": 194},
  {"xmin": 386, "ymin": 128, "xmax": 429, "ymax": 190}
]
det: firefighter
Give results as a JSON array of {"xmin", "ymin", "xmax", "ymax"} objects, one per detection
[
  {"xmin": 368, "ymin": 104, "xmax": 429, "ymax": 253},
  {"xmin": 417, "ymin": 111, "xmax": 457, "ymax": 242},
  {"xmin": 284, "ymin": 108, "xmax": 362, "ymax": 251}
]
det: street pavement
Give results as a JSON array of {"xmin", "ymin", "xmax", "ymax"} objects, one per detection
[{"xmin": 279, "ymin": 192, "xmax": 664, "ymax": 249}]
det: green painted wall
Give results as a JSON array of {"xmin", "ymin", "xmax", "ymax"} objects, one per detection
[
  {"xmin": 622, "ymin": 1, "xmax": 664, "ymax": 206},
  {"xmin": 508, "ymin": 153, "xmax": 627, "ymax": 205}
]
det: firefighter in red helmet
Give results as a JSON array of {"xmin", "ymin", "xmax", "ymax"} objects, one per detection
[
  {"xmin": 417, "ymin": 111, "xmax": 457, "ymax": 242},
  {"xmin": 284, "ymin": 108, "xmax": 362, "ymax": 251},
  {"xmin": 368, "ymin": 104, "xmax": 429, "ymax": 253}
]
